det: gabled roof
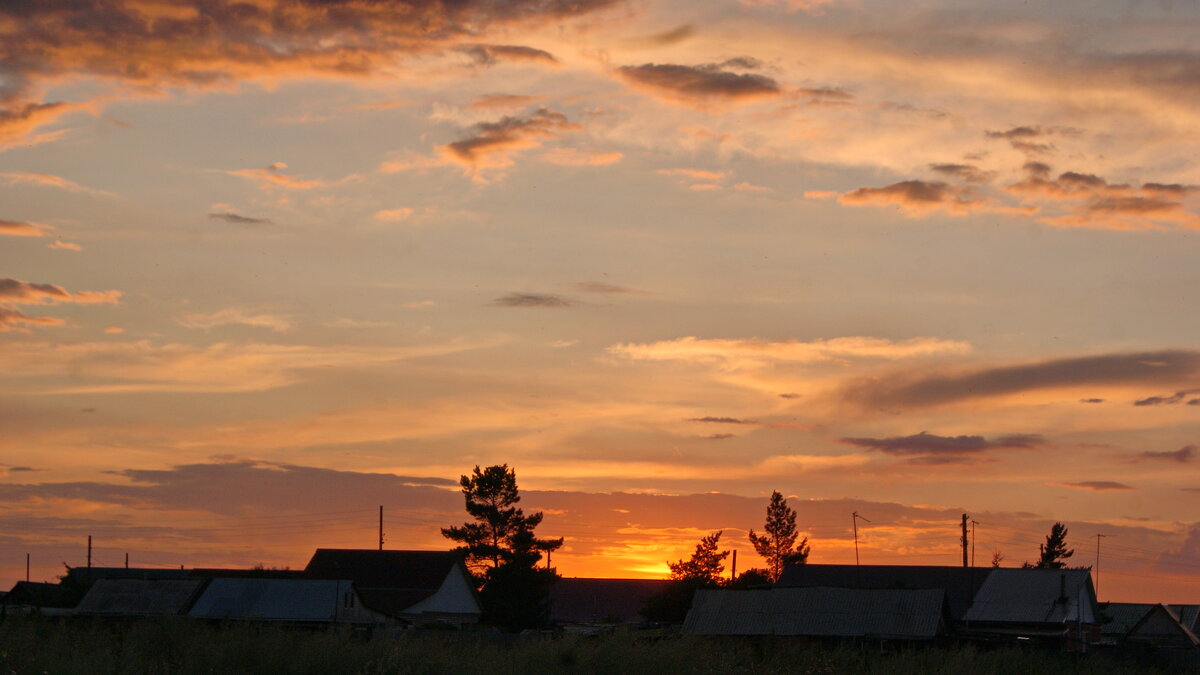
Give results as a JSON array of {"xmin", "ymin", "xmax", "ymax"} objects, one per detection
[
  {"xmin": 684, "ymin": 587, "xmax": 947, "ymax": 639},
  {"xmin": 303, "ymin": 549, "xmax": 474, "ymax": 618},
  {"xmin": 75, "ymin": 579, "xmax": 206, "ymax": 616},
  {"xmin": 550, "ymin": 578, "xmax": 670, "ymax": 624},
  {"xmin": 775, "ymin": 564, "xmax": 991, "ymax": 621},
  {"xmin": 188, "ymin": 578, "xmax": 365, "ymax": 622},
  {"xmin": 1102, "ymin": 603, "xmax": 1157, "ymax": 639},
  {"xmin": 963, "ymin": 568, "xmax": 1096, "ymax": 625},
  {"xmin": 1125, "ymin": 603, "xmax": 1200, "ymax": 648}
]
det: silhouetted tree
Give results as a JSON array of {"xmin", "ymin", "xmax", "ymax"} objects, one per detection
[
  {"xmin": 991, "ymin": 550, "xmax": 1004, "ymax": 567},
  {"xmin": 642, "ymin": 531, "xmax": 730, "ymax": 623},
  {"xmin": 441, "ymin": 464, "xmax": 562, "ymax": 630},
  {"xmin": 748, "ymin": 490, "xmax": 810, "ymax": 581},
  {"xmin": 668, "ymin": 530, "xmax": 729, "ymax": 584},
  {"xmin": 1023, "ymin": 522, "xmax": 1074, "ymax": 569},
  {"xmin": 728, "ymin": 568, "xmax": 773, "ymax": 589}
]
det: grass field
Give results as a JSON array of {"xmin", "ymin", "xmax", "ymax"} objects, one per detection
[{"xmin": 0, "ymin": 617, "xmax": 1191, "ymax": 674}]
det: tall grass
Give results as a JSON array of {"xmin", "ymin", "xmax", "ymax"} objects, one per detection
[{"xmin": 0, "ymin": 617, "xmax": 1187, "ymax": 674}]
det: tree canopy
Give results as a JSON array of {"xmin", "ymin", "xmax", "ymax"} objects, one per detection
[
  {"xmin": 667, "ymin": 530, "xmax": 729, "ymax": 584},
  {"xmin": 441, "ymin": 464, "xmax": 562, "ymax": 630},
  {"xmin": 1027, "ymin": 522, "xmax": 1074, "ymax": 569},
  {"xmin": 441, "ymin": 464, "xmax": 562, "ymax": 576},
  {"xmin": 748, "ymin": 490, "xmax": 810, "ymax": 581}
]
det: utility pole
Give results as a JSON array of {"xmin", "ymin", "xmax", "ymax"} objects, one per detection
[
  {"xmin": 378, "ymin": 505, "xmax": 384, "ymax": 551},
  {"xmin": 970, "ymin": 520, "xmax": 979, "ymax": 567},
  {"xmin": 124, "ymin": 552, "xmax": 129, "ymax": 569},
  {"xmin": 961, "ymin": 514, "xmax": 969, "ymax": 568},
  {"xmin": 1095, "ymin": 534, "xmax": 1108, "ymax": 599},
  {"xmin": 852, "ymin": 512, "xmax": 870, "ymax": 566},
  {"xmin": 731, "ymin": 550, "xmax": 738, "ymax": 580},
  {"xmin": 87, "ymin": 535, "xmax": 92, "ymax": 568},
  {"xmin": 25, "ymin": 553, "xmax": 29, "ymax": 582}
]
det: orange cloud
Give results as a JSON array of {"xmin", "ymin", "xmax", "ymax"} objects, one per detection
[
  {"xmin": 1006, "ymin": 163, "xmax": 1200, "ymax": 230},
  {"xmin": 0, "ymin": 0, "xmax": 619, "ymax": 145},
  {"xmin": 176, "ymin": 308, "xmax": 293, "ymax": 333},
  {"xmin": 226, "ymin": 162, "xmax": 344, "ymax": 190},
  {"xmin": 0, "ymin": 171, "xmax": 112, "ymax": 196},
  {"xmin": 609, "ymin": 336, "xmax": 970, "ymax": 369},
  {"xmin": 459, "ymin": 44, "xmax": 558, "ymax": 66},
  {"xmin": 467, "ymin": 94, "xmax": 544, "ymax": 110},
  {"xmin": 838, "ymin": 180, "xmax": 988, "ymax": 216},
  {"xmin": 47, "ymin": 239, "xmax": 82, "ymax": 251},
  {"xmin": 0, "ymin": 218, "xmax": 47, "ymax": 237},
  {"xmin": 616, "ymin": 62, "xmax": 781, "ymax": 106},
  {"xmin": 539, "ymin": 148, "xmax": 624, "ymax": 166},
  {"xmin": 0, "ymin": 278, "xmax": 120, "ymax": 305},
  {"xmin": 0, "ymin": 307, "xmax": 65, "ymax": 332},
  {"xmin": 439, "ymin": 108, "xmax": 580, "ymax": 178}
]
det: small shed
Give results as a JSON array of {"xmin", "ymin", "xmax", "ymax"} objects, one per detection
[
  {"xmin": 683, "ymin": 587, "xmax": 948, "ymax": 639},
  {"xmin": 188, "ymin": 578, "xmax": 384, "ymax": 624},
  {"xmin": 75, "ymin": 578, "xmax": 206, "ymax": 617}
]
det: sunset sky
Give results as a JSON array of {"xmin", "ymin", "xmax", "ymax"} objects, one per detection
[{"xmin": 4, "ymin": 0, "xmax": 1200, "ymax": 602}]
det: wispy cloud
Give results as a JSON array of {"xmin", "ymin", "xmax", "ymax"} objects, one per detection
[
  {"xmin": 1139, "ymin": 445, "xmax": 1196, "ymax": 463},
  {"xmin": 616, "ymin": 62, "xmax": 781, "ymax": 106},
  {"xmin": 460, "ymin": 44, "xmax": 558, "ymax": 66},
  {"xmin": 440, "ymin": 108, "xmax": 580, "ymax": 179},
  {"xmin": 209, "ymin": 212, "xmax": 272, "ymax": 227},
  {"xmin": 1053, "ymin": 480, "xmax": 1136, "ymax": 491},
  {"xmin": 176, "ymin": 308, "xmax": 293, "ymax": 333},
  {"xmin": 568, "ymin": 281, "xmax": 649, "ymax": 295},
  {"xmin": 843, "ymin": 350, "xmax": 1200, "ymax": 409},
  {"xmin": 492, "ymin": 293, "xmax": 573, "ymax": 308},
  {"xmin": 609, "ymin": 336, "xmax": 969, "ymax": 369},
  {"xmin": 0, "ymin": 278, "xmax": 120, "ymax": 305},
  {"xmin": 0, "ymin": 171, "xmax": 113, "ymax": 196},
  {"xmin": 840, "ymin": 431, "xmax": 1044, "ymax": 464},
  {"xmin": 0, "ymin": 218, "xmax": 48, "ymax": 237}
]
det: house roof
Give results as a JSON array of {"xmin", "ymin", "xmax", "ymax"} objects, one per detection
[
  {"xmin": 75, "ymin": 579, "xmax": 206, "ymax": 616},
  {"xmin": 775, "ymin": 564, "xmax": 991, "ymax": 621},
  {"xmin": 963, "ymin": 568, "xmax": 1095, "ymax": 625},
  {"xmin": 187, "ymin": 578, "xmax": 357, "ymax": 622},
  {"xmin": 304, "ymin": 549, "xmax": 461, "ymax": 588},
  {"xmin": 1102, "ymin": 603, "xmax": 1158, "ymax": 638},
  {"xmin": 303, "ymin": 549, "xmax": 468, "ymax": 618},
  {"xmin": 1125, "ymin": 603, "xmax": 1200, "ymax": 648},
  {"xmin": 683, "ymin": 587, "xmax": 946, "ymax": 639},
  {"xmin": 1, "ymin": 581, "xmax": 73, "ymax": 608},
  {"xmin": 550, "ymin": 578, "xmax": 670, "ymax": 624}
]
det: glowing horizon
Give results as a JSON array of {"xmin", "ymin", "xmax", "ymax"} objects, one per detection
[{"xmin": 4, "ymin": 0, "xmax": 1200, "ymax": 603}]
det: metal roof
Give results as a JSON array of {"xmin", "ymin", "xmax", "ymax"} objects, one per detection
[
  {"xmin": 303, "ymin": 549, "xmax": 469, "ymax": 618},
  {"xmin": 775, "ymin": 564, "xmax": 991, "ymax": 621},
  {"xmin": 75, "ymin": 579, "xmax": 205, "ymax": 616},
  {"xmin": 683, "ymin": 587, "xmax": 946, "ymax": 639},
  {"xmin": 188, "ymin": 578, "xmax": 356, "ymax": 622},
  {"xmin": 963, "ymin": 568, "xmax": 1096, "ymax": 625}
]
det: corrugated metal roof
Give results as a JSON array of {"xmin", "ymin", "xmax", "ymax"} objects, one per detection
[
  {"xmin": 683, "ymin": 587, "xmax": 946, "ymax": 639},
  {"xmin": 1126, "ymin": 604, "xmax": 1200, "ymax": 647},
  {"xmin": 1102, "ymin": 603, "xmax": 1156, "ymax": 638},
  {"xmin": 76, "ymin": 579, "xmax": 205, "ymax": 616},
  {"xmin": 188, "ymin": 578, "xmax": 356, "ymax": 622},
  {"xmin": 775, "ymin": 564, "xmax": 990, "ymax": 621},
  {"xmin": 963, "ymin": 568, "xmax": 1095, "ymax": 625}
]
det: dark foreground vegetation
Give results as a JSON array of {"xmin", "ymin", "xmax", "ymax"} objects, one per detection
[{"xmin": 1, "ymin": 617, "xmax": 1193, "ymax": 675}]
